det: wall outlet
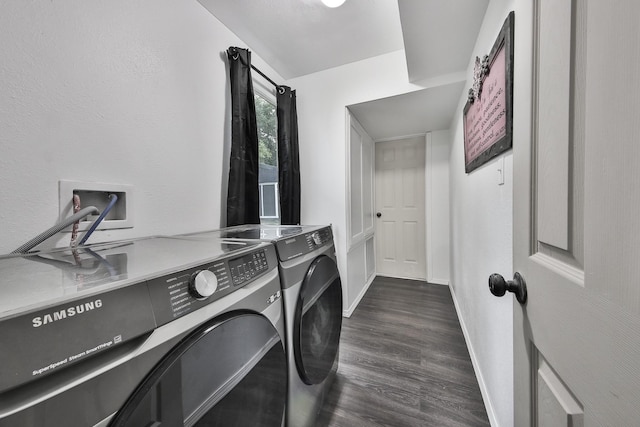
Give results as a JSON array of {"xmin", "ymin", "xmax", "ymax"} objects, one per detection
[{"xmin": 59, "ymin": 180, "xmax": 134, "ymax": 231}]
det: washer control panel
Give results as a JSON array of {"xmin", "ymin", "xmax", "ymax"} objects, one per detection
[
  {"xmin": 229, "ymin": 250, "xmax": 269, "ymax": 286},
  {"xmin": 148, "ymin": 245, "xmax": 275, "ymax": 326}
]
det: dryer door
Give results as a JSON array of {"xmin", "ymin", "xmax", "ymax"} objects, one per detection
[
  {"xmin": 110, "ymin": 312, "xmax": 287, "ymax": 427},
  {"xmin": 294, "ymin": 255, "xmax": 343, "ymax": 385}
]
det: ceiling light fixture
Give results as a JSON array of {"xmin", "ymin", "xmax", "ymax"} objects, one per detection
[{"xmin": 321, "ymin": 0, "xmax": 346, "ymax": 8}]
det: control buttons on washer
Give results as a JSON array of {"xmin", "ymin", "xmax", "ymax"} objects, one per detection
[
  {"xmin": 189, "ymin": 270, "xmax": 218, "ymax": 299},
  {"xmin": 229, "ymin": 249, "xmax": 269, "ymax": 286}
]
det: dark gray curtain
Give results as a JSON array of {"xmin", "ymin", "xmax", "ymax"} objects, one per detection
[
  {"xmin": 226, "ymin": 46, "xmax": 260, "ymax": 226},
  {"xmin": 276, "ymin": 86, "xmax": 301, "ymax": 225}
]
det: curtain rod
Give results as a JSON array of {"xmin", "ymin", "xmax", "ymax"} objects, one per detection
[
  {"xmin": 251, "ymin": 64, "xmax": 282, "ymax": 91},
  {"xmin": 229, "ymin": 47, "xmax": 284, "ymax": 92}
]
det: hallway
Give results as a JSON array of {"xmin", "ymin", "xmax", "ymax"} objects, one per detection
[{"xmin": 318, "ymin": 276, "xmax": 489, "ymax": 426}]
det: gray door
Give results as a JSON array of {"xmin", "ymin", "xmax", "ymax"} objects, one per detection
[{"xmin": 511, "ymin": 0, "xmax": 640, "ymax": 424}]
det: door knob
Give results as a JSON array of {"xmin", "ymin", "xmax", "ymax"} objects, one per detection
[
  {"xmin": 376, "ymin": 212, "xmax": 382, "ymax": 218},
  {"xmin": 489, "ymin": 272, "xmax": 527, "ymax": 304}
]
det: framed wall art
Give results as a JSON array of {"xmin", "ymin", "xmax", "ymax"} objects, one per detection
[{"xmin": 463, "ymin": 11, "xmax": 514, "ymax": 174}]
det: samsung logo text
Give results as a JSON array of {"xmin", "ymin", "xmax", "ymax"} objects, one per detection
[{"xmin": 32, "ymin": 299, "xmax": 103, "ymax": 327}]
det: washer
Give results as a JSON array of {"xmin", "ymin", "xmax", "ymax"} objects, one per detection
[
  {"xmin": 181, "ymin": 225, "xmax": 343, "ymax": 427},
  {"xmin": 0, "ymin": 236, "xmax": 287, "ymax": 426}
]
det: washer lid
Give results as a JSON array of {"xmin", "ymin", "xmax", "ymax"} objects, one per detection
[{"xmin": 0, "ymin": 236, "xmax": 263, "ymax": 319}]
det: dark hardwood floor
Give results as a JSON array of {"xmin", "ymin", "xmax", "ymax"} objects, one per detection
[{"xmin": 317, "ymin": 276, "xmax": 490, "ymax": 427}]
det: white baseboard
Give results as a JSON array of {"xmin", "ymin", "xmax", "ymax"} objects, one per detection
[
  {"xmin": 448, "ymin": 284, "xmax": 499, "ymax": 427},
  {"xmin": 375, "ymin": 274, "xmax": 449, "ymax": 287},
  {"xmin": 375, "ymin": 273, "xmax": 427, "ymax": 281},
  {"xmin": 343, "ymin": 274, "xmax": 375, "ymax": 318}
]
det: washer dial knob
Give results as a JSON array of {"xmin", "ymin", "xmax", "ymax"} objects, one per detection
[
  {"xmin": 311, "ymin": 232, "xmax": 322, "ymax": 246},
  {"xmin": 189, "ymin": 270, "xmax": 218, "ymax": 299}
]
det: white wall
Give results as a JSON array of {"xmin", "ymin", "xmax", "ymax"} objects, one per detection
[
  {"xmin": 448, "ymin": 0, "xmax": 518, "ymax": 426},
  {"xmin": 0, "ymin": 0, "xmax": 283, "ymax": 254},
  {"xmin": 426, "ymin": 130, "xmax": 451, "ymax": 285},
  {"xmin": 287, "ymin": 51, "xmax": 442, "ymax": 308}
]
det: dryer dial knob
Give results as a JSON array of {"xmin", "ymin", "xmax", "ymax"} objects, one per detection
[
  {"xmin": 189, "ymin": 270, "xmax": 218, "ymax": 299},
  {"xmin": 311, "ymin": 232, "xmax": 322, "ymax": 246}
]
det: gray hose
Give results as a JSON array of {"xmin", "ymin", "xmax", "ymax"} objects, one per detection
[{"xmin": 11, "ymin": 206, "xmax": 100, "ymax": 254}]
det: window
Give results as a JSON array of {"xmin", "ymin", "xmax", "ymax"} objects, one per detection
[
  {"xmin": 254, "ymin": 91, "xmax": 280, "ymax": 225},
  {"xmin": 259, "ymin": 183, "xmax": 279, "ymax": 218}
]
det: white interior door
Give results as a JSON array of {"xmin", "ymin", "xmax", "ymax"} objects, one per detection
[
  {"xmin": 375, "ymin": 137, "xmax": 426, "ymax": 280},
  {"xmin": 509, "ymin": 1, "xmax": 640, "ymax": 424}
]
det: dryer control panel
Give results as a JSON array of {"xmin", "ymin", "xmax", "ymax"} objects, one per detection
[
  {"xmin": 306, "ymin": 227, "xmax": 333, "ymax": 249},
  {"xmin": 147, "ymin": 245, "xmax": 276, "ymax": 326},
  {"xmin": 275, "ymin": 226, "xmax": 333, "ymax": 261}
]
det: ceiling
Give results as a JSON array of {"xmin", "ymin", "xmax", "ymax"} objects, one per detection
[
  {"xmin": 348, "ymin": 81, "xmax": 466, "ymax": 141},
  {"xmin": 198, "ymin": 0, "xmax": 405, "ymax": 80},
  {"xmin": 399, "ymin": 0, "xmax": 490, "ymax": 84},
  {"xmin": 198, "ymin": 0, "xmax": 489, "ymax": 140}
]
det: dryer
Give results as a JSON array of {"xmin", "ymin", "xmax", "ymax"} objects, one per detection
[
  {"xmin": 0, "ymin": 236, "xmax": 287, "ymax": 426},
  {"xmin": 181, "ymin": 225, "xmax": 343, "ymax": 427}
]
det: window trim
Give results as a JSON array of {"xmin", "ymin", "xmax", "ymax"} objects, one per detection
[
  {"xmin": 259, "ymin": 183, "xmax": 280, "ymax": 219},
  {"xmin": 253, "ymin": 77, "xmax": 277, "ymax": 106}
]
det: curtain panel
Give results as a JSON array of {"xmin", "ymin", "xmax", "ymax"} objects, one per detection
[
  {"xmin": 226, "ymin": 46, "xmax": 260, "ymax": 226},
  {"xmin": 277, "ymin": 86, "xmax": 301, "ymax": 225}
]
